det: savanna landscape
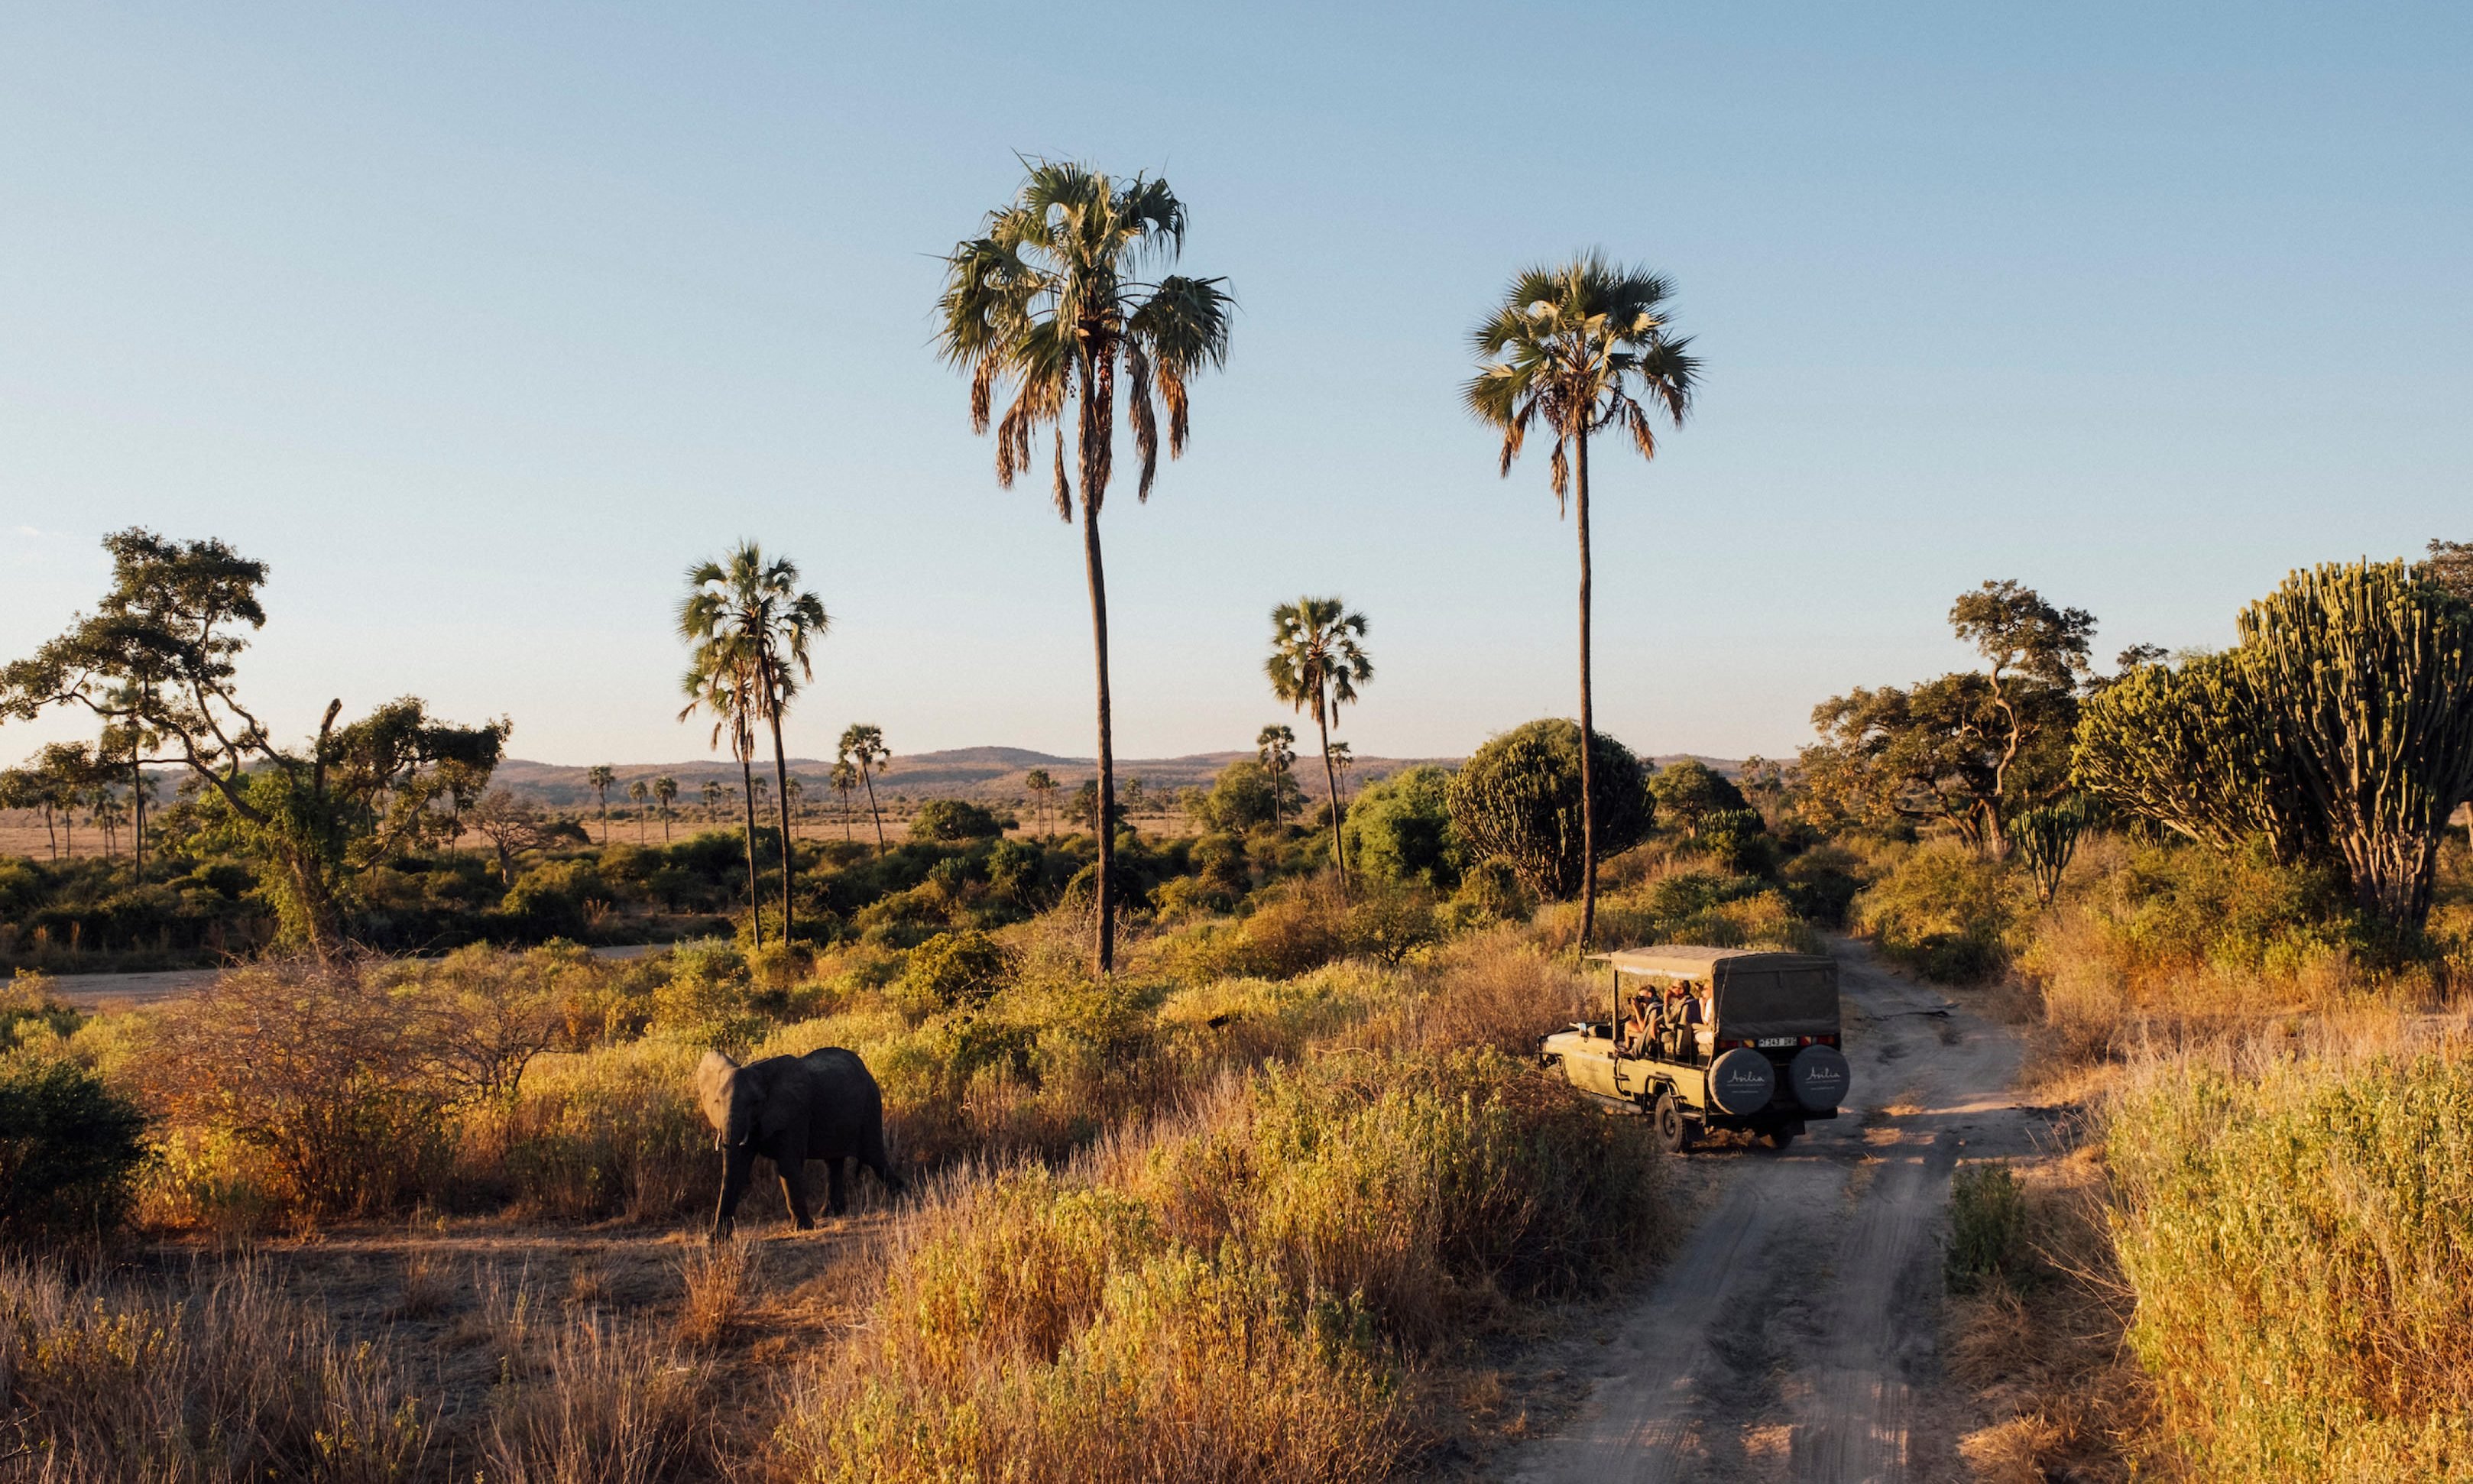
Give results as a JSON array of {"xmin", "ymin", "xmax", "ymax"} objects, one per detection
[{"xmin": 5, "ymin": 12, "xmax": 2471, "ymax": 1484}]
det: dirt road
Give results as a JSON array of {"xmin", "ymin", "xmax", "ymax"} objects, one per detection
[{"xmin": 1504, "ymin": 939, "xmax": 2037, "ymax": 1483}]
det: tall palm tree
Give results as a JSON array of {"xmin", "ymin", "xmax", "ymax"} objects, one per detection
[
  {"xmin": 829, "ymin": 758, "xmax": 859, "ymax": 841},
  {"xmin": 680, "ymin": 648, "xmax": 768, "ymax": 946},
  {"xmin": 1023, "ymin": 766, "xmax": 1055, "ymax": 837},
  {"xmin": 1467, "ymin": 253, "xmax": 1696, "ymax": 948},
  {"xmin": 680, "ymin": 543, "xmax": 829, "ymax": 943},
  {"xmin": 1265, "ymin": 598, "xmax": 1374, "ymax": 885},
  {"xmin": 701, "ymin": 777, "xmax": 724, "ymax": 821},
  {"xmin": 838, "ymin": 724, "xmax": 890, "ymax": 854},
  {"xmin": 627, "ymin": 779, "xmax": 650, "ymax": 841},
  {"xmin": 652, "ymin": 774, "xmax": 678, "ymax": 842},
  {"xmin": 1256, "ymin": 724, "xmax": 1295, "ymax": 827},
  {"xmin": 586, "ymin": 764, "xmax": 616, "ymax": 844},
  {"xmin": 1328, "ymin": 740, "xmax": 1356, "ymax": 813},
  {"xmin": 937, "ymin": 160, "xmax": 1234, "ymax": 975}
]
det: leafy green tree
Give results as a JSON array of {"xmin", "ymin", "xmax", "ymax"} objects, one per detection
[
  {"xmin": 1023, "ymin": 766, "xmax": 1055, "ymax": 837},
  {"xmin": 937, "ymin": 160, "xmax": 1234, "ymax": 974},
  {"xmin": 1341, "ymin": 764, "xmax": 1463, "ymax": 889},
  {"xmin": 911, "ymin": 799, "xmax": 1004, "ymax": 842},
  {"xmin": 1255, "ymin": 724, "xmax": 1295, "ymax": 825},
  {"xmin": 652, "ymin": 774, "xmax": 678, "ymax": 842},
  {"xmin": 680, "ymin": 543, "xmax": 830, "ymax": 942},
  {"xmin": 1188, "ymin": 758, "xmax": 1280, "ymax": 834},
  {"xmin": 1445, "ymin": 719, "xmax": 1653, "ymax": 901},
  {"xmin": 0, "ymin": 530, "xmax": 504, "ymax": 957},
  {"xmin": 839, "ymin": 724, "xmax": 891, "ymax": 854},
  {"xmin": 1648, "ymin": 759, "xmax": 1749, "ymax": 840},
  {"xmin": 1266, "ymin": 598, "xmax": 1374, "ymax": 884},
  {"xmin": 1467, "ymin": 254, "xmax": 1696, "ymax": 947},
  {"xmin": 2423, "ymin": 538, "xmax": 2473, "ymax": 601},
  {"xmin": 586, "ymin": 764, "xmax": 616, "ymax": 844}
]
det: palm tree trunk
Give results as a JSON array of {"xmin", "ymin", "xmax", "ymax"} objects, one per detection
[
  {"xmin": 737, "ymin": 752, "xmax": 763, "ymax": 948},
  {"xmin": 1318, "ymin": 702, "xmax": 1346, "ymax": 888},
  {"xmin": 861, "ymin": 769, "xmax": 883, "ymax": 854},
  {"xmin": 1081, "ymin": 353, "xmax": 1118, "ymax": 977},
  {"xmin": 767, "ymin": 703, "xmax": 795, "ymax": 941},
  {"xmin": 1575, "ymin": 426, "xmax": 1597, "ymax": 951}
]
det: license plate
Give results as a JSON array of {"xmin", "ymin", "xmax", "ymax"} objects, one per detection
[{"xmin": 1756, "ymin": 1037, "xmax": 1797, "ymax": 1048}]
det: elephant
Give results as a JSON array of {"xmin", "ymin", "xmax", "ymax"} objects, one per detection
[{"xmin": 696, "ymin": 1046, "xmax": 905, "ymax": 1239}]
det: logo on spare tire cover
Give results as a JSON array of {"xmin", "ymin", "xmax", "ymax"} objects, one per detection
[
  {"xmin": 1787, "ymin": 1044, "xmax": 1850, "ymax": 1112},
  {"xmin": 1706, "ymin": 1048, "xmax": 1776, "ymax": 1116}
]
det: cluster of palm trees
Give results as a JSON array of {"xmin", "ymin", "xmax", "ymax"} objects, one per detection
[{"xmin": 932, "ymin": 162, "xmax": 1694, "ymax": 964}]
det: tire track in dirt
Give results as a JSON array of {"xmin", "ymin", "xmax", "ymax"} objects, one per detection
[{"xmin": 1506, "ymin": 940, "xmax": 2032, "ymax": 1484}]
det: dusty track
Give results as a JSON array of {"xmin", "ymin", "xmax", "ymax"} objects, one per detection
[{"xmin": 1505, "ymin": 939, "xmax": 2037, "ymax": 1483}]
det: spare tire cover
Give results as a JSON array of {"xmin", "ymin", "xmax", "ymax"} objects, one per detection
[
  {"xmin": 1706, "ymin": 1048, "xmax": 1778, "ymax": 1116},
  {"xmin": 1787, "ymin": 1044, "xmax": 1851, "ymax": 1112}
]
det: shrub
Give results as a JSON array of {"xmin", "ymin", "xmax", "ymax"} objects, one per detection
[
  {"xmin": 1945, "ymin": 1162, "xmax": 2026, "ymax": 1294},
  {"xmin": 1, "ymin": 969, "xmax": 79, "ymax": 1048},
  {"xmin": 1850, "ymin": 841, "xmax": 2018, "ymax": 983},
  {"xmin": 1444, "ymin": 856, "xmax": 1536, "ymax": 929},
  {"xmin": 1447, "ymin": 719, "xmax": 1652, "ymax": 900},
  {"xmin": 1647, "ymin": 759, "xmax": 1747, "ymax": 838},
  {"xmin": 1340, "ymin": 765, "xmax": 1462, "ymax": 889},
  {"xmin": 2108, "ymin": 1051, "xmax": 2473, "ymax": 1476},
  {"xmin": 0, "ymin": 1055, "xmax": 148, "ymax": 1244},
  {"xmin": 649, "ymin": 941, "xmax": 770, "ymax": 1051},
  {"xmin": 901, "ymin": 930, "xmax": 1010, "ymax": 1014},
  {"xmin": 909, "ymin": 799, "xmax": 1003, "ymax": 842},
  {"xmin": 138, "ymin": 961, "xmax": 459, "ymax": 1220}
]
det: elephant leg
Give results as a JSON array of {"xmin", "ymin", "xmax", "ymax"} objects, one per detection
[
  {"xmin": 861, "ymin": 1126, "xmax": 907, "ymax": 1199},
  {"xmin": 825, "ymin": 1156, "xmax": 848, "ymax": 1217},
  {"xmin": 776, "ymin": 1135, "xmax": 816, "ymax": 1230},
  {"xmin": 712, "ymin": 1143, "xmax": 756, "ymax": 1242}
]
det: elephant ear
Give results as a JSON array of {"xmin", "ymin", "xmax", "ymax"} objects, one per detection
[{"xmin": 695, "ymin": 1050, "xmax": 747, "ymax": 1147}]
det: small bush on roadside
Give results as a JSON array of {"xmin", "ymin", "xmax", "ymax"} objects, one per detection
[
  {"xmin": 0, "ymin": 1055, "xmax": 149, "ymax": 1245},
  {"xmin": 1946, "ymin": 1162, "xmax": 2027, "ymax": 1294},
  {"xmin": 1852, "ymin": 841, "xmax": 2019, "ymax": 983}
]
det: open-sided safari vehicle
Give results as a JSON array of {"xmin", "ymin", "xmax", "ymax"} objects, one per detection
[{"xmin": 1538, "ymin": 945, "xmax": 1852, "ymax": 1152}]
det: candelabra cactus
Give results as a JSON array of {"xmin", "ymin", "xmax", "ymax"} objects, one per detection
[
  {"xmin": 2073, "ymin": 651, "xmax": 2319, "ymax": 864},
  {"xmin": 2236, "ymin": 559, "xmax": 2473, "ymax": 926},
  {"xmin": 2011, "ymin": 795, "xmax": 2091, "ymax": 906}
]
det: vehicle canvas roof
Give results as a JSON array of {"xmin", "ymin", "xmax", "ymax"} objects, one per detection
[{"xmin": 1584, "ymin": 945, "xmax": 1834, "ymax": 978}]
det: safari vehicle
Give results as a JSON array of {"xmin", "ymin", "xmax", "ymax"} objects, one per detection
[{"xmin": 1538, "ymin": 945, "xmax": 1852, "ymax": 1153}]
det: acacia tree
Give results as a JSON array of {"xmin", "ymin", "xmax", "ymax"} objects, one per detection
[
  {"xmin": 680, "ymin": 543, "xmax": 828, "ymax": 943},
  {"xmin": 1950, "ymin": 581, "xmax": 2094, "ymax": 855},
  {"xmin": 1467, "ymin": 254, "xmax": 1695, "ymax": 948},
  {"xmin": 586, "ymin": 765, "xmax": 616, "ymax": 844},
  {"xmin": 0, "ymin": 530, "xmax": 504, "ymax": 957},
  {"xmin": 839, "ymin": 724, "xmax": 890, "ymax": 855},
  {"xmin": 1255, "ymin": 725, "xmax": 1295, "ymax": 828},
  {"xmin": 937, "ymin": 160, "xmax": 1233, "ymax": 974},
  {"xmin": 1266, "ymin": 598, "xmax": 1373, "ymax": 883}
]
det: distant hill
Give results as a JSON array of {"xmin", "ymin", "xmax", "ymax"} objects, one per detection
[{"xmin": 489, "ymin": 747, "xmax": 1743, "ymax": 808}]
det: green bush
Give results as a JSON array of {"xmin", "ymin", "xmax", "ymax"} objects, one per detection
[
  {"xmin": 0, "ymin": 1056, "xmax": 149, "ymax": 1243},
  {"xmin": 1447, "ymin": 720, "xmax": 1652, "ymax": 901},
  {"xmin": 909, "ymin": 799, "xmax": 1005, "ymax": 842},
  {"xmin": 902, "ymin": 930, "xmax": 1010, "ymax": 1014},
  {"xmin": 1341, "ymin": 765, "xmax": 1462, "ymax": 889},
  {"xmin": 1945, "ymin": 1162, "xmax": 2026, "ymax": 1294},
  {"xmin": 1850, "ymin": 842, "xmax": 2018, "ymax": 983},
  {"xmin": 1647, "ymin": 759, "xmax": 1747, "ymax": 838}
]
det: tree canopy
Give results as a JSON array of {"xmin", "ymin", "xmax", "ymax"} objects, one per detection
[{"xmin": 1446, "ymin": 720, "xmax": 1652, "ymax": 901}]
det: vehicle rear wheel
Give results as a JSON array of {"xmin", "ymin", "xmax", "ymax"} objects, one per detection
[
  {"xmin": 1760, "ymin": 1126, "xmax": 1798, "ymax": 1150},
  {"xmin": 1651, "ymin": 1092, "xmax": 1692, "ymax": 1155}
]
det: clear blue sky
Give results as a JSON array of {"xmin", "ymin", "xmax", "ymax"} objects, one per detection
[{"xmin": 5, "ymin": 3, "xmax": 2466, "ymax": 769}]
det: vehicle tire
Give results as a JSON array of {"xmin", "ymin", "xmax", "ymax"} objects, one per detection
[
  {"xmin": 1760, "ymin": 1126, "xmax": 1798, "ymax": 1150},
  {"xmin": 1651, "ymin": 1092, "xmax": 1693, "ymax": 1155}
]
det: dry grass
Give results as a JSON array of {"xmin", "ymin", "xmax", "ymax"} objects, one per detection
[
  {"xmin": 482, "ymin": 1315, "xmax": 711, "ymax": 1484},
  {"xmin": 673, "ymin": 1237, "xmax": 754, "ymax": 1350}
]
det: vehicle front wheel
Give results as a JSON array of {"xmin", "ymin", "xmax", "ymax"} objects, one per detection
[{"xmin": 1651, "ymin": 1092, "xmax": 1693, "ymax": 1155}]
